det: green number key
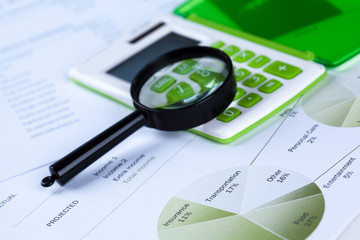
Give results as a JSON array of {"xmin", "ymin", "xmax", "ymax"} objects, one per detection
[
  {"xmin": 235, "ymin": 68, "xmax": 251, "ymax": 82},
  {"xmin": 166, "ymin": 82, "xmax": 195, "ymax": 105},
  {"xmin": 217, "ymin": 107, "xmax": 241, "ymax": 122},
  {"xmin": 243, "ymin": 74, "xmax": 266, "ymax": 88},
  {"xmin": 190, "ymin": 69, "xmax": 222, "ymax": 88}
]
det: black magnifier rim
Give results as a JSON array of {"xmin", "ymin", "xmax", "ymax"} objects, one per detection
[{"xmin": 131, "ymin": 46, "xmax": 236, "ymax": 131}]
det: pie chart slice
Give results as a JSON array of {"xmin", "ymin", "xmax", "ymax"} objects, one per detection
[
  {"xmin": 303, "ymin": 79, "xmax": 355, "ymax": 103},
  {"xmin": 302, "ymin": 75, "xmax": 360, "ymax": 127},
  {"xmin": 158, "ymin": 215, "xmax": 283, "ymax": 240},
  {"xmin": 175, "ymin": 168, "xmax": 248, "ymax": 214},
  {"xmin": 302, "ymin": 97, "xmax": 354, "ymax": 115},
  {"xmin": 244, "ymin": 193, "xmax": 325, "ymax": 240},
  {"xmin": 253, "ymin": 182, "xmax": 322, "ymax": 210},
  {"xmin": 310, "ymin": 98, "xmax": 355, "ymax": 127},
  {"xmin": 239, "ymin": 167, "xmax": 312, "ymax": 213},
  {"xmin": 158, "ymin": 166, "xmax": 325, "ymax": 240},
  {"xmin": 157, "ymin": 197, "xmax": 236, "ymax": 231},
  {"xmin": 342, "ymin": 97, "xmax": 360, "ymax": 127}
]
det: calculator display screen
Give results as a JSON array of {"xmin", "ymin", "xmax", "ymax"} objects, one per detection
[{"xmin": 107, "ymin": 32, "xmax": 199, "ymax": 83}]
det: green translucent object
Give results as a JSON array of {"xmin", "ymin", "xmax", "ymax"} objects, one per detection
[{"xmin": 174, "ymin": 0, "xmax": 360, "ymax": 67}]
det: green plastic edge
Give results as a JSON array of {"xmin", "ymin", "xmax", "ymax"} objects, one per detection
[
  {"xmin": 189, "ymin": 70, "xmax": 327, "ymax": 144},
  {"xmin": 173, "ymin": 3, "xmax": 315, "ymax": 61},
  {"xmin": 174, "ymin": 0, "xmax": 205, "ymax": 14},
  {"xmin": 70, "ymin": 77, "xmax": 134, "ymax": 109}
]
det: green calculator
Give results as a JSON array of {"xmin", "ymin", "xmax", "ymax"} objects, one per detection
[{"xmin": 69, "ymin": 14, "xmax": 326, "ymax": 143}]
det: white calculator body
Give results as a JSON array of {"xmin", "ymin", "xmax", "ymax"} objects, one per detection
[{"xmin": 69, "ymin": 14, "xmax": 326, "ymax": 143}]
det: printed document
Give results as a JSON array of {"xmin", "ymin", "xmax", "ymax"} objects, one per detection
[{"xmin": 1, "ymin": 1, "xmax": 360, "ymax": 239}]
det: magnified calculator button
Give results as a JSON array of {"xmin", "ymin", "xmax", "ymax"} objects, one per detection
[
  {"xmin": 166, "ymin": 82, "xmax": 195, "ymax": 104},
  {"xmin": 233, "ymin": 87, "xmax": 246, "ymax": 101},
  {"xmin": 217, "ymin": 107, "xmax": 241, "ymax": 122},
  {"xmin": 150, "ymin": 75, "xmax": 176, "ymax": 93},
  {"xmin": 235, "ymin": 68, "xmax": 251, "ymax": 82},
  {"xmin": 210, "ymin": 40, "xmax": 225, "ymax": 49},
  {"xmin": 258, "ymin": 79, "xmax": 282, "ymax": 93},
  {"xmin": 172, "ymin": 59, "xmax": 198, "ymax": 75},
  {"xmin": 264, "ymin": 61, "xmax": 302, "ymax": 79},
  {"xmin": 243, "ymin": 74, "xmax": 266, "ymax": 88},
  {"xmin": 222, "ymin": 45, "xmax": 240, "ymax": 56},
  {"xmin": 190, "ymin": 69, "xmax": 222, "ymax": 88},
  {"xmin": 233, "ymin": 50, "xmax": 255, "ymax": 63},
  {"xmin": 248, "ymin": 55, "xmax": 270, "ymax": 68},
  {"xmin": 238, "ymin": 93, "xmax": 262, "ymax": 108}
]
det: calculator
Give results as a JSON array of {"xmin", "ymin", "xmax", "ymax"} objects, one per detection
[{"xmin": 69, "ymin": 14, "xmax": 326, "ymax": 143}]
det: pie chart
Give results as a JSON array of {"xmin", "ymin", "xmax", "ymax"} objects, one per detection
[
  {"xmin": 157, "ymin": 166, "xmax": 324, "ymax": 240},
  {"xmin": 302, "ymin": 74, "xmax": 360, "ymax": 127}
]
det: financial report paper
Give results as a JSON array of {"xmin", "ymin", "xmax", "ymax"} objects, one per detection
[
  {"xmin": 0, "ymin": 0, "xmax": 183, "ymax": 181},
  {"xmin": 1, "ymin": 1, "xmax": 360, "ymax": 239}
]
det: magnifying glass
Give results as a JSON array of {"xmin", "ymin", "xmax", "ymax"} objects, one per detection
[{"xmin": 41, "ymin": 46, "xmax": 236, "ymax": 187}]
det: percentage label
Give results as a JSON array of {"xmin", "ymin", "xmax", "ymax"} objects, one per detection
[
  {"xmin": 307, "ymin": 136, "xmax": 317, "ymax": 144},
  {"xmin": 304, "ymin": 216, "xmax": 318, "ymax": 227},
  {"xmin": 226, "ymin": 183, "xmax": 240, "ymax": 193},
  {"xmin": 289, "ymin": 111, "xmax": 298, "ymax": 118},
  {"xmin": 277, "ymin": 173, "xmax": 290, "ymax": 183},
  {"xmin": 178, "ymin": 212, "xmax": 192, "ymax": 223},
  {"xmin": 343, "ymin": 171, "xmax": 354, "ymax": 179}
]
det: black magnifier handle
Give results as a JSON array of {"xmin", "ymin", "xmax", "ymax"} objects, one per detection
[{"xmin": 41, "ymin": 110, "xmax": 146, "ymax": 187}]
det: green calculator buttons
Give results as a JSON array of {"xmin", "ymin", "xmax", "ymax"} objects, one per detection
[
  {"xmin": 243, "ymin": 74, "xmax": 266, "ymax": 88},
  {"xmin": 217, "ymin": 107, "xmax": 241, "ymax": 122},
  {"xmin": 235, "ymin": 68, "xmax": 251, "ymax": 82},
  {"xmin": 259, "ymin": 80, "xmax": 282, "ymax": 93},
  {"xmin": 233, "ymin": 87, "xmax": 246, "ymax": 101},
  {"xmin": 210, "ymin": 40, "xmax": 225, "ymax": 49},
  {"xmin": 233, "ymin": 50, "xmax": 255, "ymax": 63},
  {"xmin": 264, "ymin": 61, "xmax": 302, "ymax": 79},
  {"xmin": 248, "ymin": 55, "xmax": 270, "ymax": 68},
  {"xmin": 190, "ymin": 69, "xmax": 222, "ymax": 88},
  {"xmin": 150, "ymin": 75, "xmax": 176, "ymax": 93},
  {"xmin": 222, "ymin": 45, "xmax": 240, "ymax": 56},
  {"xmin": 166, "ymin": 82, "xmax": 195, "ymax": 104},
  {"xmin": 173, "ymin": 59, "xmax": 198, "ymax": 75},
  {"xmin": 238, "ymin": 93, "xmax": 262, "ymax": 108}
]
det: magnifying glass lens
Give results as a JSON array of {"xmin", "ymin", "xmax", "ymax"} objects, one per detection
[
  {"xmin": 42, "ymin": 46, "xmax": 235, "ymax": 187},
  {"xmin": 139, "ymin": 57, "xmax": 228, "ymax": 109}
]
